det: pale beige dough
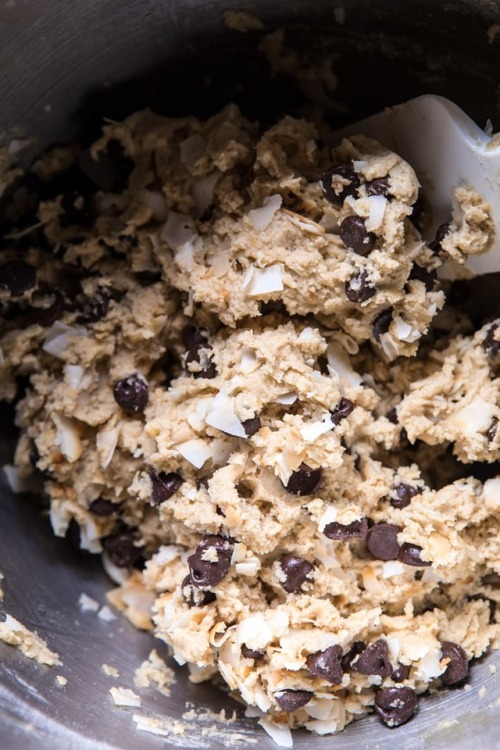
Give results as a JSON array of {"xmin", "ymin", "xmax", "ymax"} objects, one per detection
[{"xmin": 0, "ymin": 105, "xmax": 498, "ymax": 738}]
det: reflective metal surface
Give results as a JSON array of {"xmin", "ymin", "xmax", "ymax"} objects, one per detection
[{"xmin": 2, "ymin": 1, "xmax": 500, "ymax": 747}]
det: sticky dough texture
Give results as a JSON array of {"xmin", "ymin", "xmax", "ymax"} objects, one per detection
[{"xmin": 1, "ymin": 106, "xmax": 498, "ymax": 736}]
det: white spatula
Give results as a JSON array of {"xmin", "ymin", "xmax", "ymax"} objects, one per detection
[{"xmin": 333, "ymin": 94, "xmax": 500, "ymax": 275}]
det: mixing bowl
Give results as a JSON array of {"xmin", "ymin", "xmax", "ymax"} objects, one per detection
[{"xmin": 1, "ymin": 1, "xmax": 500, "ymax": 748}]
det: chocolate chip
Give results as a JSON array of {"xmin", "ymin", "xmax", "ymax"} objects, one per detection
[
  {"xmin": 77, "ymin": 287, "xmax": 110, "ymax": 323},
  {"xmin": 482, "ymin": 572, "xmax": 500, "ymax": 587},
  {"xmin": 341, "ymin": 640, "xmax": 366, "ymax": 671},
  {"xmin": 181, "ymin": 575, "xmax": 216, "ymax": 607},
  {"xmin": 134, "ymin": 270, "xmax": 162, "ymax": 287},
  {"xmin": 330, "ymin": 397, "xmax": 355, "ymax": 425},
  {"xmin": 183, "ymin": 326, "xmax": 217, "ymax": 379},
  {"xmin": 274, "ymin": 689, "xmax": 313, "ymax": 712},
  {"xmin": 283, "ymin": 463, "xmax": 322, "ymax": 496},
  {"xmin": 113, "ymin": 374, "xmax": 149, "ymax": 415},
  {"xmin": 440, "ymin": 641, "xmax": 469, "ymax": 686},
  {"xmin": 392, "ymin": 663, "xmax": 411, "ymax": 683},
  {"xmin": 386, "ymin": 407, "xmax": 398, "ymax": 424},
  {"xmin": 487, "ymin": 418, "xmax": 498, "ymax": 443},
  {"xmin": 430, "ymin": 222, "xmax": 451, "ymax": 255},
  {"xmin": 372, "ymin": 308, "xmax": 393, "ymax": 342},
  {"xmin": 278, "ymin": 554, "xmax": 315, "ymax": 593},
  {"xmin": 366, "ymin": 177, "xmax": 390, "ymax": 196},
  {"xmin": 79, "ymin": 139, "xmax": 134, "ymax": 193},
  {"xmin": 391, "ymin": 482, "xmax": 419, "ymax": 509},
  {"xmin": 398, "ymin": 542, "xmax": 431, "ymax": 567},
  {"xmin": 323, "ymin": 517, "xmax": 368, "ymax": 541},
  {"xmin": 89, "ymin": 498, "xmax": 117, "ymax": 516},
  {"xmin": 408, "ymin": 264, "xmax": 438, "ymax": 291},
  {"xmin": 321, "ymin": 162, "xmax": 360, "ymax": 204},
  {"xmin": 374, "ymin": 686, "xmax": 417, "ymax": 727},
  {"xmin": 0, "ymin": 260, "xmax": 36, "ymax": 297},
  {"xmin": 188, "ymin": 535, "xmax": 233, "ymax": 588},
  {"xmin": 149, "ymin": 469, "xmax": 184, "ymax": 505},
  {"xmin": 352, "ymin": 639, "xmax": 392, "ymax": 678},
  {"xmin": 241, "ymin": 414, "xmax": 261, "ymax": 436},
  {"xmin": 345, "ymin": 269, "xmax": 376, "ymax": 303},
  {"xmin": 24, "ymin": 289, "xmax": 64, "ymax": 327},
  {"xmin": 306, "ymin": 645, "xmax": 343, "ymax": 684},
  {"xmin": 366, "ymin": 523, "xmax": 401, "ymax": 560},
  {"xmin": 484, "ymin": 323, "xmax": 500, "ymax": 356},
  {"xmin": 339, "ymin": 216, "xmax": 376, "ymax": 257},
  {"xmin": 241, "ymin": 645, "xmax": 265, "ymax": 659},
  {"xmin": 103, "ymin": 530, "xmax": 141, "ymax": 567}
]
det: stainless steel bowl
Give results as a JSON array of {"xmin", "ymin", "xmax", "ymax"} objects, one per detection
[{"xmin": 2, "ymin": 2, "xmax": 500, "ymax": 747}]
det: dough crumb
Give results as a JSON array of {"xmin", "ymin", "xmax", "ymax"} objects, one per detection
[{"xmin": 109, "ymin": 686, "xmax": 142, "ymax": 707}]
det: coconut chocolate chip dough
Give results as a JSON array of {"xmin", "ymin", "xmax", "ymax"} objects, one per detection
[{"xmin": 0, "ymin": 104, "xmax": 499, "ymax": 740}]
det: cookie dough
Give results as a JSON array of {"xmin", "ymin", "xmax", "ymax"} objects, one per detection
[{"xmin": 1, "ymin": 105, "xmax": 499, "ymax": 738}]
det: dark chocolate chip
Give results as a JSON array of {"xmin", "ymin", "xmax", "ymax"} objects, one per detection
[
  {"xmin": 398, "ymin": 542, "xmax": 431, "ymax": 567},
  {"xmin": 352, "ymin": 639, "xmax": 392, "ymax": 678},
  {"xmin": 321, "ymin": 162, "xmax": 360, "ymax": 204},
  {"xmin": 386, "ymin": 407, "xmax": 398, "ymax": 424},
  {"xmin": 183, "ymin": 327, "xmax": 217, "ymax": 379},
  {"xmin": 89, "ymin": 498, "xmax": 117, "ymax": 516},
  {"xmin": 374, "ymin": 686, "xmax": 417, "ymax": 727},
  {"xmin": 330, "ymin": 397, "xmax": 355, "ymax": 426},
  {"xmin": 372, "ymin": 308, "xmax": 393, "ymax": 342},
  {"xmin": 440, "ymin": 641, "xmax": 469, "ymax": 686},
  {"xmin": 345, "ymin": 269, "xmax": 376, "ymax": 303},
  {"xmin": 113, "ymin": 374, "xmax": 149, "ymax": 415},
  {"xmin": 341, "ymin": 640, "xmax": 366, "ymax": 671},
  {"xmin": 278, "ymin": 554, "xmax": 315, "ymax": 593},
  {"xmin": 181, "ymin": 574, "xmax": 216, "ymax": 607},
  {"xmin": 77, "ymin": 288, "xmax": 110, "ymax": 323},
  {"xmin": 149, "ymin": 469, "xmax": 184, "ymax": 505},
  {"xmin": 135, "ymin": 270, "xmax": 162, "ymax": 287},
  {"xmin": 323, "ymin": 517, "xmax": 368, "ymax": 541},
  {"xmin": 24, "ymin": 289, "xmax": 64, "ymax": 327},
  {"xmin": 484, "ymin": 323, "xmax": 500, "ymax": 356},
  {"xmin": 0, "ymin": 260, "xmax": 36, "ymax": 297},
  {"xmin": 79, "ymin": 139, "xmax": 134, "ymax": 193},
  {"xmin": 188, "ymin": 535, "xmax": 233, "ymax": 588},
  {"xmin": 408, "ymin": 264, "xmax": 438, "ymax": 291},
  {"xmin": 306, "ymin": 645, "xmax": 343, "ymax": 684},
  {"xmin": 487, "ymin": 418, "xmax": 498, "ymax": 443},
  {"xmin": 274, "ymin": 689, "xmax": 313, "ymax": 712},
  {"xmin": 366, "ymin": 177, "xmax": 390, "ymax": 196},
  {"xmin": 392, "ymin": 663, "xmax": 411, "ymax": 683},
  {"xmin": 391, "ymin": 482, "xmax": 420, "ymax": 509},
  {"xmin": 241, "ymin": 645, "xmax": 265, "ymax": 659},
  {"xmin": 241, "ymin": 414, "xmax": 262, "ymax": 437},
  {"xmin": 283, "ymin": 463, "xmax": 322, "ymax": 496},
  {"xmin": 482, "ymin": 572, "xmax": 500, "ymax": 587},
  {"xmin": 366, "ymin": 523, "xmax": 401, "ymax": 561},
  {"xmin": 430, "ymin": 222, "xmax": 451, "ymax": 255},
  {"xmin": 339, "ymin": 216, "xmax": 376, "ymax": 257},
  {"xmin": 103, "ymin": 530, "xmax": 141, "ymax": 567}
]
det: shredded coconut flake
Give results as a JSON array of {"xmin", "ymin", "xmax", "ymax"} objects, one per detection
[
  {"xmin": 43, "ymin": 322, "xmax": 86, "ymax": 358},
  {"xmin": 454, "ymin": 397, "xmax": 496, "ymax": 437},
  {"xmin": 300, "ymin": 414, "xmax": 334, "ymax": 442},
  {"xmin": 205, "ymin": 392, "xmax": 247, "ymax": 438},
  {"xmin": 78, "ymin": 593, "xmax": 99, "ymax": 612},
  {"xmin": 2, "ymin": 465, "xmax": 38, "ymax": 494},
  {"xmin": 109, "ymin": 686, "xmax": 141, "ymax": 708},
  {"xmin": 192, "ymin": 171, "xmax": 219, "ymax": 216},
  {"xmin": 248, "ymin": 194, "xmax": 282, "ymax": 230},
  {"xmin": 53, "ymin": 413, "xmax": 83, "ymax": 462},
  {"xmin": 274, "ymin": 392, "xmax": 298, "ymax": 405},
  {"xmin": 176, "ymin": 439, "xmax": 213, "ymax": 468},
  {"xmin": 382, "ymin": 561, "xmax": 406, "ymax": 578},
  {"xmin": 162, "ymin": 211, "xmax": 198, "ymax": 251},
  {"xmin": 393, "ymin": 316, "xmax": 421, "ymax": 343},
  {"xmin": 365, "ymin": 194, "xmax": 387, "ymax": 231},
  {"xmin": 259, "ymin": 719, "xmax": 294, "ymax": 748},
  {"xmin": 243, "ymin": 264, "xmax": 284, "ymax": 297},
  {"xmin": 98, "ymin": 605, "xmax": 117, "ymax": 622},
  {"xmin": 327, "ymin": 343, "xmax": 362, "ymax": 387}
]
